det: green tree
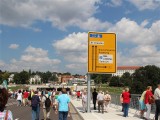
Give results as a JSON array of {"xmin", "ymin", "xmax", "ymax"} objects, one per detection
[
  {"xmin": 0, "ymin": 70, "xmax": 3, "ymax": 84},
  {"xmin": 41, "ymin": 71, "xmax": 52, "ymax": 83},
  {"xmin": 19, "ymin": 70, "xmax": 29, "ymax": 84},
  {"xmin": 63, "ymin": 72, "xmax": 71, "ymax": 75},
  {"xmin": 109, "ymin": 76, "xmax": 120, "ymax": 87},
  {"xmin": 131, "ymin": 65, "xmax": 160, "ymax": 94},
  {"xmin": 91, "ymin": 74, "xmax": 112, "ymax": 84},
  {"xmin": 2, "ymin": 72, "xmax": 10, "ymax": 81},
  {"xmin": 13, "ymin": 71, "xmax": 29, "ymax": 84},
  {"xmin": 120, "ymin": 72, "xmax": 132, "ymax": 86},
  {"xmin": 49, "ymin": 75, "xmax": 58, "ymax": 82},
  {"xmin": 13, "ymin": 73, "xmax": 20, "ymax": 84}
]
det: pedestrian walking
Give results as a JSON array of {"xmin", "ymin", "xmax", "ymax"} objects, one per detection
[
  {"xmin": 0, "ymin": 87, "xmax": 13, "ymax": 120},
  {"xmin": 104, "ymin": 91, "xmax": 111, "ymax": 112},
  {"xmin": 120, "ymin": 89, "xmax": 125, "ymax": 112},
  {"xmin": 144, "ymin": 86, "xmax": 154, "ymax": 120},
  {"xmin": 23, "ymin": 90, "xmax": 29, "ymax": 106},
  {"xmin": 31, "ymin": 91, "xmax": 40, "ymax": 120},
  {"xmin": 82, "ymin": 91, "xmax": 87, "ymax": 113},
  {"xmin": 42, "ymin": 91, "xmax": 52, "ymax": 120},
  {"xmin": 97, "ymin": 91, "xmax": 104, "ymax": 114},
  {"xmin": 92, "ymin": 88, "xmax": 98, "ymax": 110},
  {"xmin": 16, "ymin": 90, "xmax": 22, "ymax": 106},
  {"xmin": 139, "ymin": 88, "xmax": 147, "ymax": 119},
  {"xmin": 57, "ymin": 88, "xmax": 70, "ymax": 120},
  {"xmin": 122, "ymin": 87, "xmax": 131, "ymax": 117},
  {"xmin": 154, "ymin": 84, "xmax": 160, "ymax": 120},
  {"xmin": 76, "ymin": 91, "xmax": 81, "ymax": 101},
  {"xmin": 53, "ymin": 91, "xmax": 59, "ymax": 114}
]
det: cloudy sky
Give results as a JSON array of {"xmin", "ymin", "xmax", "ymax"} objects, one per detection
[{"xmin": 0, "ymin": 0, "xmax": 160, "ymax": 74}]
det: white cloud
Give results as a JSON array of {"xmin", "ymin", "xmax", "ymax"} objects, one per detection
[
  {"xmin": 9, "ymin": 44, "xmax": 19, "ymax": 49},
  {"xmin": 66, "ymin": 64, "xmax": 87, "ymax": 71},
  {"xmin": 140, "ymin": 19, "xmax": 149, "ymax": 27},
  {"xmin": 124, "ymin": 10, "xmax": 132, "ymax": 14},
  {"xmin": 0, "ymin": 0, "xmax": 104, "ymax": 30},
  {"xmin": 106, "ymin": 0, "xmax": 122, "ymax": 7},
  {"xmin": 1, "ymin": 46, "xmax": 61, "ymax": 72},
  {"xmin": 53, "ymin": 18, "xmax": 160, "ymax": 73},
  {"xmin": 0, "ymin": 60, "xmax": 5, "ymax": 67},
  {"xmin": 53, "ymin": 32, "xmax": 87, "ymax": 53},
  {"xmin": 128, "ymin": 0, "xmax": 160, "ymax": 11},
  {"xmin": 117, "ymin": 45, "xmax": 160, "ymax": 67},
  {"xmin": 53, "ymin": 32, "xmax": 88, "ymax": 73},
  {"xmin": 108, "ymin": 18, "xmax": 160, "ymax": 67},
  {"xmin": 130, "ymin": 45, "xmax": 158, "ymax": 57},
  {"xmin": 108, "ymin": 18, "xmax": 160, "ymax": 45},
  {"xmin": 21, "ymin": 46, "xmax": 61, "ymax": 65},
  {"xmin": 24, "ymin": 45, "xmax": 48, "ymax": 57},
  {"xmin": 66, "ymin": 63, "xmax": 87, "ymax": 73},
  {"xmin": 76, "ymin": 17, "xmax": 112, "ymax": 31},
  {"xmin": 21, "ymin": 25, "xmax": 42, "ymax": 32},
  {"xmin": 33, "ymin": 28, "xmax": 42, "ymax": 32},
  {"xmin": 0, "ymin": 30, "xmax": 2, "ymax": 34}
]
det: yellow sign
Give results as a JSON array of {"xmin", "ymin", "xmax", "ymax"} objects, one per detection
[{"xmin": 88, "ymin": 32, "xmax": 116, "ymax": 73}]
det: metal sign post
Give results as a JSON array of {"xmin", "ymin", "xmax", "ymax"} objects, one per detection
[
  {"xmin": 87, "ymin": 73, "xmax": 91, "ymax": 113},
  {"xmin": 87, "ymin": 32, "xmax": 116, "ymax": 113}
]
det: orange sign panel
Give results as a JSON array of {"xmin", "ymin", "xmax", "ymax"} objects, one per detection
[{"xmin": 88, "ymin": 32, "xmax": 116, "ymax": 73}]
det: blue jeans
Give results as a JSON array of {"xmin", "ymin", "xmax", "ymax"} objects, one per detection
[
  {"xmin": 32, "ymin": 105, "xmax": 40, "ymax": 120},
  {"xmin": 123, "ymin": 103, "xmax": 129, "ymax": 117},
  {"xmin": 59, "ymin": 111, "xmax": 68, "ymax": 120}
]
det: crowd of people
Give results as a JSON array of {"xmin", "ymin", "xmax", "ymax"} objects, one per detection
[
  {"xmin": 0, "ymin": 87, "xmax": 71, "ymax": 120},
  {"xmin": 119, "ymin": 84, "xmax": 160, "ymax": 120},
  {"xmin": 73, "ymin": 88, "xmax": 112, "ymax": 113},
  {"xmin": 138, "ymin": 85, "xmax": 160, "ymax": 120},
  {"xmin": 1, "ymin": 84, "xmax": 160, "ymax": 120},
  {"xmin": 76, "ymin": 85, "xmax": 160, "ymax": 120}
]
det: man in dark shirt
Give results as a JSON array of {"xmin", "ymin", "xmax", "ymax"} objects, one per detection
[{"xmin": 92, "ymin": 89, "xmax": 98, "ymax": 110}]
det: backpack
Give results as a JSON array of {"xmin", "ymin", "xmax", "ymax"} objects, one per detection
[
  {"xmin": 31, "ymin": 95, "xmax": 39, "ymax": 110},
  {"xmin": 104, "ymin": 94, "xmax": 111, "ymax": 102},
  {"xmin": 45, "ymin": 96, "xmax": 51, "ymax": 108}
]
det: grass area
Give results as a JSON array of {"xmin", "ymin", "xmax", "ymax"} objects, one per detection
[
  {"xmin": 92, "ymin": 84, "xmax": 123, "ymax": 94},
  {"xmin": 98, "ymin": 87, "xmax": 123, "ymax": 94},
  {"xmin": 8, "ymin": 85, "xmax": 29, "ymax": 91}
]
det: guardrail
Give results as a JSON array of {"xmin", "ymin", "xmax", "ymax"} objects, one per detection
[{"xmin": 110, "ymin": 93, "xmax": 156, "ymax": 113}]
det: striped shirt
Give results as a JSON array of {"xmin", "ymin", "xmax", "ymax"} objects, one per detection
[{"xmin": 0, "ymin": 110, "xmax": 13, "ymax": 120}]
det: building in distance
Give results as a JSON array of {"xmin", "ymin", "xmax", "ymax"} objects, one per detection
[{"xmin": 112, "ymin": 66, "xmax": 141, "ymax": 77}]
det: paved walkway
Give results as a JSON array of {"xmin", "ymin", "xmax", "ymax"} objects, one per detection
[
  {"xmin": 6, "ymin": 98, "xmax": 77, "ymax": 120},
  {"xmin": 71, "ymin": 99, "xmax": 155, "ymax": 120}
]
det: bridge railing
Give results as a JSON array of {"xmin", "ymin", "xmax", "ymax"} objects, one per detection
[{"xmin": 110, "ymin": 93, "xmax": 156, "ymax": 113}]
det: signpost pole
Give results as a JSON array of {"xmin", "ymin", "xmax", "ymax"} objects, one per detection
[{"xmin": 87, "ymin": 73, "xmax": 91, "ymax": 113}]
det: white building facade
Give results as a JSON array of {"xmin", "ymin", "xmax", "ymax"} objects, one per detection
[
  {"xmin": 8, "ymin": 74, "xmax": 14, "ymax": 82},
  {"xmin": 29, "ymin": 75, "xmax": 41, "ymax": 84},
  {"xmin": 112, "ymin": 66, "xmax": 141, "ymax": 77}
]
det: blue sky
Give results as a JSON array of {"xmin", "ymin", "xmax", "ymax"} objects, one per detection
[{"xmin": 0, "ymin": 0, "xmax": 160, "ymax": 74}]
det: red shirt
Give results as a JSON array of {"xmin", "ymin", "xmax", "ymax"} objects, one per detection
[
  {"xmin": 77, "ymin": 91, "xmax": 80, "ymax": 97},
  {"xmin": 144, "ymin": 90, "xmax": 153, "ymax": 104},
  {"xmin": 122, "ymin": 92, "xmax": 131, "ymax": 103},
  {"xmin": 23, "ymin": 92, "xmax": 29, "ymax": 98}
]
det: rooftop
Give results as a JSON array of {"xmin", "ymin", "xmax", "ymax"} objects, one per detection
[{"xmin": 117, "ymin": 66, "xmax": 141, "ymax": 70}]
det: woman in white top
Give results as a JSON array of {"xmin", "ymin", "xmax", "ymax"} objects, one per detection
[
  {"xmin": 17, "ymin": 90, "xmax": 22, "ymax": 106},
  {"xmin": 0, "ymin": 88, "xmax": 13, "ymax": 120},
  {"xmin": 104, "ymin": 91, "xmax": 111, "ymax": 112},
  {"xmin": 82, "ymin": 91, "xmax": 87, "ymax": 113}
]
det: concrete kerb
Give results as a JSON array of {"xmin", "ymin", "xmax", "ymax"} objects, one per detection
[{"xmin": 70, "ymin": 102, "xmax": 84, "ymax": 120}]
